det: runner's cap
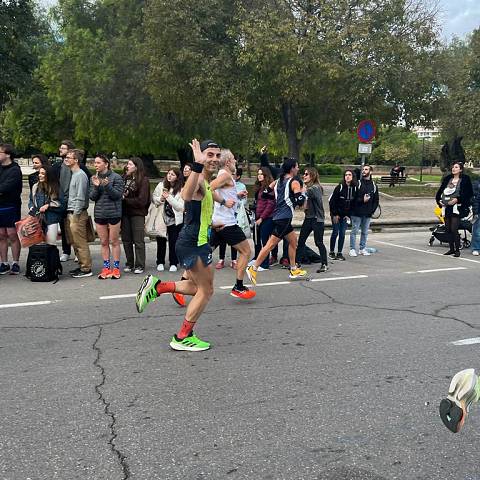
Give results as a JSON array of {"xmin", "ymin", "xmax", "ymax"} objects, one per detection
[{"xmin": 200, "ymin": 139, "xmax": 219, "ymax": 152}]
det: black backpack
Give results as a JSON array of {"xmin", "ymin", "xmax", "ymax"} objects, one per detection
[{"xmin": 26, "ymin": 244, "xmax": 63, "ymax": 282}]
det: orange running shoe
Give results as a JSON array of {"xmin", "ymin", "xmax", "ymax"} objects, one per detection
[
  {"xmin": 98, "ymin": 267, "xmax": 112, "ymax": 279},
  {"xmin": 110, "ymin": 267, "xmax": 121, "ymax": 279},
  {"xmin": 172, "ymin": 292, "xmax": 186, "ymax": 307},
  {"xmin": 230, "ymin": 286, "xmax": 256, "ymax": 299}
]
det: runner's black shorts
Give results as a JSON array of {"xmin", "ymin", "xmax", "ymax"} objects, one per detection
[
  {"xmin": 271, "ymin": 218, "xmax": 293, "ymax": 239},
  {"xmin": 94, "ymin": 217, "xmax": 121, "ymax": 225},
  {"xmin": 175, "ymin": 242, "xmax": 213, "ymax": 270},
  {"xmin": 209, "ymin": 224, "xmax": 246, "ymax": 249}
]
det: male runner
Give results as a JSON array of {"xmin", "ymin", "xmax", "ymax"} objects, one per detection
[
  {"xmin": 246, "ymin": 158, "xmax": 307, "ymax": 285},
  {"xmin": 440, "ymin": 368, "xmax": 480, "ymax": 432},
  {"xmin": 209, "ymin": 149, "xmax": 255, "ymax": 299},
  {"xmin": 135, "ymin": 139, "xmax": 220, "ymax": 351}
]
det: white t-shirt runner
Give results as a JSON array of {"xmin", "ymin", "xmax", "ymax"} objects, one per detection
[{"xmin": 212, "ymin": 169, "xmax": 238, "ymax": 227}]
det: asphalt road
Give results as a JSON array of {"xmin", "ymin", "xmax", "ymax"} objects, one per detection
[{"xmin": 1, "ymin": 230, "xmax": 480, "ymax": 480}]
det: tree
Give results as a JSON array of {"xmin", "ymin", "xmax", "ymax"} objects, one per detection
[
  {"xmin": 145, "ymin": 0, "xmax": 441, "ymax": 159},
  {"xmin": 0, "ymin": 0, "xmax": 44, "ymax": 110}
]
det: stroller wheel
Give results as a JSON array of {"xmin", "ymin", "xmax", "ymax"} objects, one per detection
[
  {"xmin": 464, "ymin": 239, "xmax": 471, "ymax": 249},
  {"xmin": 429, "ymin": 236, "xmax": 434, "ymax": 246}
]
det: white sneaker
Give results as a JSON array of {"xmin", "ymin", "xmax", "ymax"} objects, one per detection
[
  {"xmin": 473, "ymin": 251, "xmax": 479, "ymax": 256},
  {"xmin": 157, "ymin": 264, "xmax": 165, "ymax": 271},
  {"xmin": 257, "ymin": 266, "xmax": 269, "ymax": 272},
  {"xmin": 359, "ymin": 248, "xmax": 371, "ymax": 256},
  {"xmin": 134, "ymin": 268, "xmax": 144, "ymax": 274},
  {"xmin": 349, "ymin": 249, "xmax": 357, "ymax": 257},
  {"xmin": 169, "ymin": 265, "xmax": 177, "ymax": 272},
  {"xmin": 124, "ymin": 266, "xmax": 132, "ymax": 273},
  {"xmin": 59, "ymin": 254, "xmax": 70, "ymax": 262}
]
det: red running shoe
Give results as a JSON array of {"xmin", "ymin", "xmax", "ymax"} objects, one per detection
[
  {"xmin": 98, "ymin": 267, "xmax": 112, "ymax": 279},
  {"xmin": 230, "ymin": 286, "xmax": 256, "ymax": 299},
  {"xmin": 172, "ymin": 292, "xmax": 187, "ymax": 307}
]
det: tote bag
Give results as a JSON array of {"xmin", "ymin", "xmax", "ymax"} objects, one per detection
[{"xmin": 145, "ymin": 203, "xmax": 167, "ymax": 238}]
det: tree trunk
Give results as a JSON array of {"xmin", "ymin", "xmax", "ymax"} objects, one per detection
[{"xmin": 281, "ymin": 101, "xmax": 300, "ymax": 160}]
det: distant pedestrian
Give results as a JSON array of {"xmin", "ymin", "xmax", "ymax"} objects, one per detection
[
  {"xmin": 29, "ymin": 166, "xmax": 65, "ymax": 245},
  {"xmin": 329, "ymin": 169, "xmax": 358, "ymax": 261},
  {"xmin": 0, "ymin": 144, "xmax": 22, "ymax": 275},
  {"xmin": 349, "ymin": 165, "xmax": 379, "ymax": 257},
  {"xmin": 90, "ymin": 154, "xmax": 124, "ymax": 279},
  {"xmin": 28, "ymin": 154, "xmax": 49, "ymax": 192},
  {"xmin": 296, "ymin": 167, "xmax": 328, "ymax": 272},
  {"xmin": 471, "ymin": 178, "xmax": 480, "ymax": 256},
  {"xmin": 253, "ymin": 167, "xmax": 275, "ymax": 270},
  {"xmin": 64, "ymin": 149, "xmax": 92, "ymax": 278},
  {"xmin": 436, "ymin": 161, "xmax": 473, "ymax": 257},
  {"xmin": 152, "ymin": 168, "xmax": 184, "ymax": 273},
  {"xmin": 121, "ymin": 157, "xmax": 150, "ymax": 274}
]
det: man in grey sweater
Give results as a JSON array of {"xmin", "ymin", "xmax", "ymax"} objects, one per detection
[{"xmin": 64, "ymin": 149, "xmax": 92, "ymax": 277}]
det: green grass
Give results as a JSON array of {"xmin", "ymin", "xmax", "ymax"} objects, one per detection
[
  {"xmin": 379, "ymin": 185, "xmax": 438, "ymax": 197},
  {"xmin": 410, "ymin": 175, "xmax": 442, "ymax": 183}
]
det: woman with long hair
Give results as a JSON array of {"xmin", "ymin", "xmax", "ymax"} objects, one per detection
[
  {"xmin": 329, "ymin": 169, "xmax": 358, "ymax": 261},
  {"xmin": 152, "ymin": 167, "xmax": 185, "ymax": 272},
  {"xmin": 436, "ymin": 161, "xmax": 473, "ymax": 257},
  {"xmin": 29, "ymin": 166, "xmax": 65, "ymax": 245},
  {"xmin": 253, "ymin": 166, "xmax": 276, "ymax": 270},
  {"xmin": 29, "ymin": 154, "xmax": 49, "ymax": 192},
  {"xmin": 121, "ymin": 157, "xmax": 150, "ymax": 273},
  {"xmin": 90, "ymin": 154, "xmax": 124, "ymax": 279},
  {"xmin": 295, "ymin": 167, "xmax": 329, "ymax": 272}
]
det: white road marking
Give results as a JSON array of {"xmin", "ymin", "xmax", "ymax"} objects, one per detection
[
  {"xmin": 451, "ymin": 337, "xmax": 480, "ymax": 346},
  {"xmin": 416, "ymin": 267, "xmax": 467, "ymax": 273},
  {"xmin": 310, "ymin": 275, "xmax": 368, "ymax": 283},
  {"xmin": 373, "ymin": 240, "xmax": 480, "ymax": 264},
  {"xmin": 219, "ymin": 275, "xmax": 368, "ymax": 289},
  {"xmin": 0, "ymin": 300, "xmax": 52, "ymax": 309},
  {"xmin": 99, "ymin": 293, "xmax": 136, "ymax": 300}
]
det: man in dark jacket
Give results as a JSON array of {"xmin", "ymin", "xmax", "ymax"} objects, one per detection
[
  {"xmin": 0, "ymin": 144, "xmax": 22, "ymax": 274},
  {"xmin": 349, "ymin": 165, "xmax": 379, "ymax": 257}
]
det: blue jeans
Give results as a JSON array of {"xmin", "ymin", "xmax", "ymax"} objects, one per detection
[
  {"xmin": 330, "ymin": 217, "xmax": 348, "ymax": 253},
  {"xmin": 350, "ymin": 216, "xmax": 371, "ymax": 251},
  {"xmin": 472, "ymin": 219, "xmax": 480, "ymax": 251},
  {"xmin": 254, "ymin": 217, "xmax": 275, "ymax": 269}
]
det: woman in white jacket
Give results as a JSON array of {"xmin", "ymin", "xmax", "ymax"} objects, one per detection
[{"xmin": 152, "ymin": 168, "xmax": 184, "ymax": 272}]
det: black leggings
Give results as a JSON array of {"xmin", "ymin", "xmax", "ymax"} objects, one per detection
[{"xmin": 444, "ymin": 215, "xmax": 460, "ymax": 251}]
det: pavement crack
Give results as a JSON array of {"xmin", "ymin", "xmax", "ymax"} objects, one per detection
[
  {"xmin": 93, "ymin": 326, "xmax": 130, "ymax": 479},
  {"xmin": 299, "ymin": 282, "xmax": 479, "ymax": 330}
]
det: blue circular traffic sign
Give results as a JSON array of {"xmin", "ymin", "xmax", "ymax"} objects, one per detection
[{"xmin": 357, "ymin": 120, "xmax": 376, "ymax": 143}]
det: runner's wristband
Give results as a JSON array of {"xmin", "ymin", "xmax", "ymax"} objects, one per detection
[{"xmin": 192, "ymin": 162, "xmax": 204, "ymax": 173}]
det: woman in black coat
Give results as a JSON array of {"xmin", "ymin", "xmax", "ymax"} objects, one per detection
[{"xmin": 435, "ymin": 162, "xmax": 473, "ymax": 257}]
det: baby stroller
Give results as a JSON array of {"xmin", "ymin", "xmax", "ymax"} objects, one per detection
[{"xmin": 428, "ymin": 206, "xmax": 472, "ymax": 249}]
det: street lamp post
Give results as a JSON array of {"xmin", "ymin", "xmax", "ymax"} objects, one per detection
[{"xmin": 420, "ymin": 137, "xmax": 425, "ymax": 183}]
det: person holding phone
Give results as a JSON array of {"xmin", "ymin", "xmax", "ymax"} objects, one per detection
[{"xmin": 349, "ymin": 164, "xmax": 378, "ymax": 257}]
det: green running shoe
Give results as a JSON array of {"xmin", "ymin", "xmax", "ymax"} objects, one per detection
[
  {"xmin": 169, "ymin": 333, "xmax": 211, "ymax": 351},
  {"xmin": 136, "ymin": 275, "xmax": 158, "ymax": 313}
]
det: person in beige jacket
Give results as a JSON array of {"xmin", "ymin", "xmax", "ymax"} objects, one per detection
[{"xmin": 152, "ymin": 168, "xmax": 184, "ymax": 272}]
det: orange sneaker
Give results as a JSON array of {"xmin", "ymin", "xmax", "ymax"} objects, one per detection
[
  {"xmin": 230, "ymin": 286, "xmax": 256, "ymax": 299},
  {"xmin": 172, "ymin": 292, "xmax": 186, "ymax": 306},
  {"xmin": 98, "ymin": 267, "xmax": 112, "ymax": 279},
  {"xmin": 110, "ymin": 267, "xmax": 121, "ymax": 279}
]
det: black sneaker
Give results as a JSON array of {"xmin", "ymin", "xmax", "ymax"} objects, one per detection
[
  {"xmin": 454, "ymin": 251, "xmax": 461, "ymax": 257},
  {"xmin": 0, "ymin": 263, "xmax": 10, "ymax": 275},
  {"xmin": 316, "ymin": 264, "xmax": 329, "ymax": 273},
  {"xmin": 71, "ymin": 269, "xmax": 93, "ymax": 278},
  {"xmin": 10, "ymin": 263, "xmax": 20, "ymax": 275},
  {"xmin": 69, "ymin": 267, "xmax": 82, "ymax": 275},
  {"xmin": 335, "ymin": 253, "xmax": 346, "ymax": 261},
  {"xmin": 328, "ymin": 252, "xmax": 336, "ymax": 260}
]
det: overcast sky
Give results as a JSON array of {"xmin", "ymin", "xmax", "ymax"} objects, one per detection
[{"xmin": 38, "ymin": 0, "xmax": 478, "ymax": 41}]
